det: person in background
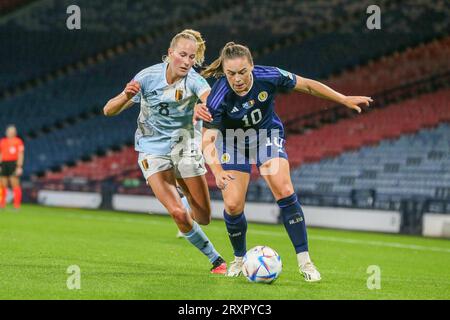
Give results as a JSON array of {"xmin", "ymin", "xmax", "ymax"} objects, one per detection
[{"xmin": 0, "ymin": 125, "xmax": 25, "ymax": 210}]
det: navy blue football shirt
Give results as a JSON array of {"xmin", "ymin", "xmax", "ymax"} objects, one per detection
[{"xmin": 205, "ymin": 65, "xmax": 297, "ymax": 139}]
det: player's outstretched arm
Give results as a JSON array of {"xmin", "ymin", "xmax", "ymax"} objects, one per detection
[
  {"xmin": 294, "ymin": 76, "xmax": 373, "ymax": 113},
  {"xmin": 103, "ymin": 81, "xmax": 140, "ymax": 116}
]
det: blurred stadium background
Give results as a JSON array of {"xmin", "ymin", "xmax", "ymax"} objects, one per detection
[
  {"xmin": 1, "ymin": 1, "xmax": 449, "ymax": 235},
  {"xmin": 1, "ymin": 0, "xmax": 450, "ymax": 300}
]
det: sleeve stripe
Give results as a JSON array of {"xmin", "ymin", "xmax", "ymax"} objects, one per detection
[
  {"xmin": 253, "ymin": 71, "xmax": 280, "ymax": 77},
  {"xmin": 209, "ymin": 83, "xmax": 228, "ymax": 109},
  {"xmin": 210, "ymin": 88, "xmax": 228, "ymax": 110},
  {"xmin": 254, "ymin": 73, "xmax": 280, "ymax": 78},
  {"xmin": 253, "ymin": 69, "xmax": 278, "ymax": 74},
  {"xmin": 210, "ymin": 82, "xmax": 227, "ymax": 104},
  {"xmin": 254, "ymin": 75, "xmax": 281, "ymax": 79}
]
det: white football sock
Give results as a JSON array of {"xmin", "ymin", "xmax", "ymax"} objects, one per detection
[{"xmin": 297, "ymin": 251, "xmax": 312, "ymax": 267}]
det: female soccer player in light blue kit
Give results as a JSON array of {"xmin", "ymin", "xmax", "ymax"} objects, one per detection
[
  {"xmin": 197, "ymin": 42, "xmax": 373, "ymax": 281},
  {"xmin": 103, "ymin": 30, "xmax": 227, "ymax": 274}
]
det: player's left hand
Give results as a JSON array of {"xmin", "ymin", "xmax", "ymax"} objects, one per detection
[
  {"xmin": 15, "ymin": 167, "xmax": 23, "ymax": 177},
  {"xmin": 193, "ymin": 103, "xmax": 213, "ymax": 125},
  {"xmin": 215, "ymin": 171, "xmax": 235, "ymax": 190},
  {"xmin": 341, "ymin": 96, "xmax": 373, "ymax": 113}
]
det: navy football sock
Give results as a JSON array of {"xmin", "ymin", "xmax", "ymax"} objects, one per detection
[
  {"xmin": 277, "ymin": 193, "xmax": 309, "ymax": 253},
  {"xmin": 223, "ymin": 211, "xmax": 247, "ymax": 257}
]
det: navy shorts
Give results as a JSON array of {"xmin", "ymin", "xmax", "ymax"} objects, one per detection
[{"xmin": 216, "ymin": 135, "xmax": 288, "ymax": 173}]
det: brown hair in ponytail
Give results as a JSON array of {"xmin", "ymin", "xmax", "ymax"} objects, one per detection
[{"xmin": 202, "ymin": 42, "xmax": 253, "ymax": 78}]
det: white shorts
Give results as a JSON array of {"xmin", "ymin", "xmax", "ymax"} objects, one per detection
[{"xmin": 138, "ymin": 152, "xmax": 207, "ymax": 181}]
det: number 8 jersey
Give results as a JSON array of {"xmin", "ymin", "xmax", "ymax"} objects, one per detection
[
  {"xmin": 132, "ymin": 62, "xmax": 210, "ymax": 155},
  {"xmin": 205, "ymin": 65, "xmax": 296, "ymax": 138}
]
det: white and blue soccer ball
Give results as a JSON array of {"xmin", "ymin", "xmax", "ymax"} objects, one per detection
[{"xmin": 242, "ymin": 246, "xmax": 282, "ymax": 284}]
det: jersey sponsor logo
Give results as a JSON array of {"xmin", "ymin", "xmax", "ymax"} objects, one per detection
[
  {"xmin": 9, "ymin": 147, "xmax": 17, "ymax": 154},
  {"xmin": 144, "ymin": 91, "xmax": 157, "ymax": 99},
  {"xmin": 242, "ymin": 100, "xmax": 255, "ymax": 110},
  {"xmin": 258, "ymin": 91, "xmax": 268, "ymax": 102},
  {"xmin": 175, "ymin": 89, "xmax": 184, "ymax": 102},
  {"xmin": 221, "ymin": 153, "xmax": 231, "ymax": 164},
  {"xmin": 231, "ymin": 106, "xmax": 240, "ymax": 113}
]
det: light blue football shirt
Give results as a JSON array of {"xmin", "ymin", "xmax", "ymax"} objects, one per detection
[{"xmin": 131, "ymin": 62, "xmax": 210, "ymax": 155}]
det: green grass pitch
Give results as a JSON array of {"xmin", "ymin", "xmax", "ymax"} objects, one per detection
[{"xmin": 1, "ymin": 204, "xmax": 449, "ymax": 300}]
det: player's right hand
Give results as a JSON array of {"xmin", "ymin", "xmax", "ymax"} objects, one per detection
[
  {"xmin": 193, "ymin": 103, "xmax": 213, "ymax": 125},
  {"xmin": 215, "ymin": 171, "xmax": 235, "ymax": 190},
  {"xmin": 123, "ymin": 81, "xmax": 141, "ymax": 100}
]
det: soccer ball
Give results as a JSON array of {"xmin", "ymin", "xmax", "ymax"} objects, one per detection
[{"xmin": 242, "ymin": 246, "xmax": 282, "ymax": 284}]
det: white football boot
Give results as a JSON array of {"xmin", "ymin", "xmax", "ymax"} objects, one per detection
[
  {"xmin": 226, "ymin": 257, "xmax": 244, "ymax": 277},
  {"xmin": 176, "ymin": 230, "xmax": 185, "ymax": 239},
  {"xmin": 299, "ymin": 261, "xmax": 321, "ymax": 282}
]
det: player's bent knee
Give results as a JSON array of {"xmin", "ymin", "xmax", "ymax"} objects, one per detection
[
  {"xmin": 170, "ymin": 207, "xmax": 189, "ymax": 226},
  {"xmin": 191, "ymin": 204, "xmax": 211, "ymax": 225},
  {"xmin": 225, "ymin": 202, "xmax": 244, "ymax": 215},
  {"xmin": 275, "ymin": 186, "xmax": 295, "ymax": 200}
]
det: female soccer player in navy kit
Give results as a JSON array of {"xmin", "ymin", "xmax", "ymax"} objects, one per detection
[
  {"xmin": 196, "ymin": 42, "xmax": 372, "ymax": 281},
  {"xmin": 103, "ymin": 30, "xmax": 227, "ymax": 274}
]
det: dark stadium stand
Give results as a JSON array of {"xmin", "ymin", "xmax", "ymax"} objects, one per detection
[
  {"xmin": 0, "ymin": 0, "xmax": 34, "ymax": 14},
  {"xmin": 1, "ymin": 0, "xmax": 449, "ymax": 214},
  {"xmin": 284, "ymin": 122, "xmax": 450, "ymax": 208},
  {"xmin": 16, "ymin": 34, "xmax": 449, "ymax": 177},
  {"xmin": 2, "ymin": 0, "xmax": 448, "ymax": 95},
  {"xmin": 284, "ymin": 89, "xmax": 450, "ymax": 166},
  {"xmin": 0, "ymin": 0, "xmax": 236, "ymax": 91},
  {"xmin": 276, "ymin": 37, "xmax": 450, "ymax": 124},
  {"xmin": 3, "ymin": 35, "xmax": 448, "ymax": 143},
  {"xmin": 38, "ymin": 88, "xmax": 450, "ymax": 208}
]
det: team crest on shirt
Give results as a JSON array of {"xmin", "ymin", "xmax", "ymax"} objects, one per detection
[
  {"xmin": 141, "ymin": 159, "xmax": 149, "ymax": 170},
  {"xmin": 242, "ymin": 100, "xmax": 255, "ymax": 110},
  {"xmin": 175, "ymin": 89, "xmax": 184, "ymax": 102},
  {"xmin": 258, "ymin": 91, "xmax": 268, "ymax": 102},
  {"xmin": 221, "ymin": 153, "xmax": 231, "ymax": 164}
]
